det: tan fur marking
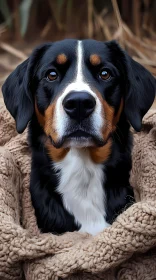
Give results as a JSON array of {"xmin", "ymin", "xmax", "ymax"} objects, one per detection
[
  {"xmin": 35, "ymin": 102, "xmax": 45, "ymax": 127},
  {"xmin": 88, "ymin": 96, "xmax": 113, "ymax": 163},
  {"xmin": 89, "ymin": 139, "xmax": 112, "ymax": 164},
  {"xmin": 46, "ymin": 140, "xmax": 69, "ymax": 162},
  {"xmin": 112, "ymin": 99, "xmax": 124, "ymax": 130},
  {"xmin": 56, "ymin": 54, "xmax": 67, "ymax": 64},
  {"xmin": 88, "ymin": 91, "xmax": 124, "ymax": 163},
  {"xmin": 90, "ymin": 54, "xmax": 101, "ymax": 66},
  {"xmin": 102, "ymin": 100, "xmax": 114, "ymax": 140},
  {"xmin": 44, "ymin": 104, "xmax": 57, "ymax": 141},
  {"xmin": 35, "ymin": 102, "xmax": 68, "ymax": 162}
]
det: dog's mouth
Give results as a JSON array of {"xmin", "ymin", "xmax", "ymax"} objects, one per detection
[
  {"xmin": 68, "ymin": 130, "xmax": 91, "ymax": 137},
  {"xmin": 49, "ymin": 129, "xmax": 106, "ymax": 149}
]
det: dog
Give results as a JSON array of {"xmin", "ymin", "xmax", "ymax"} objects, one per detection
[{"xmin": 2, "ymin": 39, "xmax": 155, "ymax": 235}]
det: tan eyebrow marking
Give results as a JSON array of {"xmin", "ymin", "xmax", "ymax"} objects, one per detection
[
  {"xmin": 90, "ymin": 54, "xmax": 101, "ymax": 66},
  {"xmin": 56, "ymin": 54, "xmax": 67, "ymax": 64}
]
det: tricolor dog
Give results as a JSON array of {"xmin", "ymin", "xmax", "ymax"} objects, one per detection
[{"xmin": 2, "ymin": 39, "xmax": 155, "ymax": 235}]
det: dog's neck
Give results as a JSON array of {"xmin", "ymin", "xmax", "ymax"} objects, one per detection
[{"xmin": 53, "ymin": 148, "xmax": 110, "ymax": 235}]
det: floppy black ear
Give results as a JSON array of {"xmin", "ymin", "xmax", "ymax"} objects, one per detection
[
  {"xmin": 2, "ymin": 43, "xmax": 51, "ymax": 133},
  {"xmin": 124, "ymin": 54, "xmax": 156, "ymax": 131},
  {"xmin": 2, "ymin": 58, "xmax": 33, "ymax": 133},
  {"xmin": 106, "ymin": 41, "xmax": 156, "ymax": 131}
]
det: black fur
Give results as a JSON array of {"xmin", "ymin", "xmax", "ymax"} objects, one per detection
[{"xmin": 2, "ymin": 39, "xmax": 156, "ymax": 234}]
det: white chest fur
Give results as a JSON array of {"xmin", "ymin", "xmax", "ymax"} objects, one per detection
[{"xmin": 54, "ymin": 149, "xmax": 109, "ymax": 235}]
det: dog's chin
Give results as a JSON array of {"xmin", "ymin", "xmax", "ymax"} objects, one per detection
[
  {"xmin": 49, "ymin": 131, "xmax": 105, "ymax": 149},
  {"xmin": 63, "ymin": 137, "xmax": 95, "ymax": 148}
]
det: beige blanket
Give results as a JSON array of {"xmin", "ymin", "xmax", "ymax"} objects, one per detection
[{"xmin": 0, "ymin": 105, "xmax": 156, "ymax": 280}]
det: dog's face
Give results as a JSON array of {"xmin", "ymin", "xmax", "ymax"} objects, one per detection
[
  {"xmin": 2, "ymin": 39, "xmax": 156, "ymax": 158},
  {"xmin": 34, "ymin": 40, "xmax": 125, "ymax": 149}
]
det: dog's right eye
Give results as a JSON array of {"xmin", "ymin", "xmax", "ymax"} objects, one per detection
[
  {"xmin": 99, "ymin": 69, "xmax": 111, "ymax": 81},
  {"xmin": 46, "ymin": 70, "xmax": 58, "ymax": 81}
]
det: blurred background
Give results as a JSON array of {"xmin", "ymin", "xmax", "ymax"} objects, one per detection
[{"xmin": 0, "ymin": 0, "xmax": 156, "ymax": 106}]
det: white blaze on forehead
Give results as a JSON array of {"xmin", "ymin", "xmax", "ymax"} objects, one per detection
[
  {"xmin": 77, "ymin": 40, "xmax": 83, "ymax": 81},
  {"xmin": 60, "ymin": 40, "xmax": 94, "ymax": 94},
  {"xmin": 54, "ymin": 40, "xmax": 104, "ymax": 140}
]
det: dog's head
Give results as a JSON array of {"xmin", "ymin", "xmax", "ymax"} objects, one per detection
[{"xmin": 2, "ymin": 39, "xmax": 155, "ymax": 154}]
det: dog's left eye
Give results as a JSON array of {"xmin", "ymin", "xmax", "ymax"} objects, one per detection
[
  {"xmin": 99, "ymin": 70, "xmax": 111, "ymax": 81},
  {"xmin": 46, "ymin": 70, "xmax": 58, "ymax": 81}
]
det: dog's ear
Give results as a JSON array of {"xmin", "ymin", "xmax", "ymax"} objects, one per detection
[
  {"xmin": 2, "ymin": 43, "xmax": 50, "ymax": 133},
  {"xmin": 106, "ymin": 41, "xmax": 156, "ymax": 131},
  {"xmin": 2, "ymin": 58, "xmax": 32, "ymax": 133},
  {"xmin": 124, "ymin": 54, "xmax": 156, "ymax": 131}
]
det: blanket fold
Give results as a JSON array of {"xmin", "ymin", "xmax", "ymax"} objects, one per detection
[{"xmin": 0, "ymin": 106, "xmax": 156, "ymax": 280}]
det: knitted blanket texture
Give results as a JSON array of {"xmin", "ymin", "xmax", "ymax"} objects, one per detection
[{"xmin": 0, "ymin": 106, "xmax": 156, "ymax": 280}]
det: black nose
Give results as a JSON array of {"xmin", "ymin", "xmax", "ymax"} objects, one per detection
[{"xmin": 63, "ymin": 91, "xmax": 96, "ymax": 121}]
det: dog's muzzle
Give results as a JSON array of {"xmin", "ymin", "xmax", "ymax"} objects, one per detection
[
  {"xmin": 52, "ymin": 90, "xmax": 105, "ymax": 148},
  {"xmin": 59, "ymin": 91, "xmax": 104, "ymax": 148}
]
